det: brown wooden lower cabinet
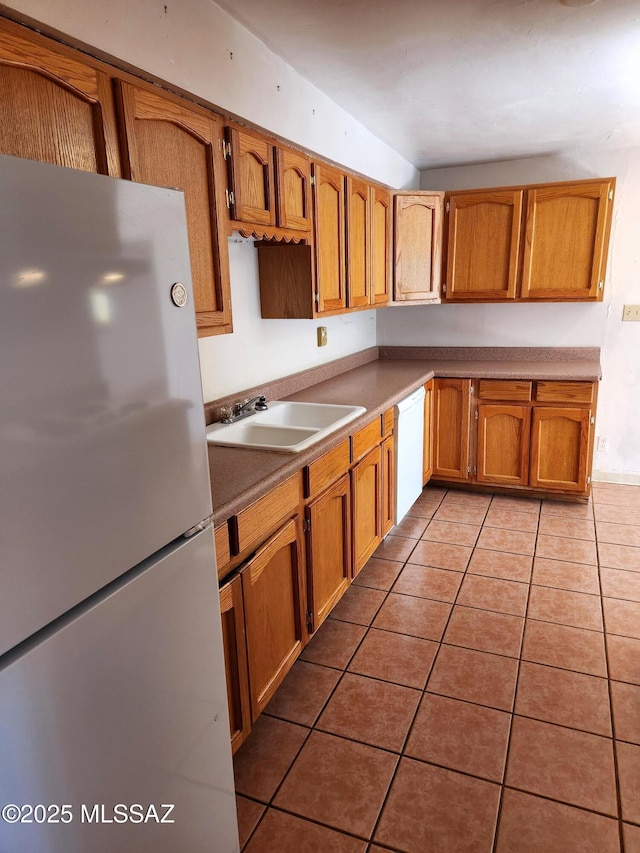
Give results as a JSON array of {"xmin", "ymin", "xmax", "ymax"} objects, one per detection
[
  {"xmin": 433, "ymin": 378, "xmax": 472, "ymax": 481},
  {"xmin": 382, "ymin": 435, "xmax": 396, "ymax": 536},
  {"xmin": 351, "ymin": 445, "xmax": 383, "ymax": 574},
  {"xmin": 476, "ymin": 404, "xmax": 531, "ymax": 487},
  {"xmin": 239, "ymin": 517, "xmax": 305, "ymax": 722},
  {"xmin": 219, "ymin": 575, "xmax": 251, "ymax": 755},
  {"xmin": 306, "ymin": 473, "xmax": 351, "ymax": 632},
  {"xmin": 530, "ymin": 407, "xmax": 592, "ymax": 492},
  {"xmin": 423, "ymin": 379, "xmax": 434, "ymax": 485}
]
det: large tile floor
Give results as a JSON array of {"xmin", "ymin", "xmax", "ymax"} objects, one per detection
[{"xmin": 233, "ymin": 482, "xmax": 640, "ymax": 852}]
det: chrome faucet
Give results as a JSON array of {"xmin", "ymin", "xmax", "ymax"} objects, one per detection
[{"xmin": 220, "ymin": 395, "xmax": 268, "ymax": 424}]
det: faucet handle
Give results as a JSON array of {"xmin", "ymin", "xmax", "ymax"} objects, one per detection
[{"xmin": 255, "ymin": 395, "xmax": 268, "ymax": 410}]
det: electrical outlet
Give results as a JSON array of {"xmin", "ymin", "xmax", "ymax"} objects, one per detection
[
  {"xmin": 597, "ymin": 435, "xmax": 609, "ymax": 452},
  {"xmin": 622, "ymin": 305, "xmax": 640, "ymax": 321},
  {"xmin": 317, "ymin": 326, "xmax": 328, "ymax": 347}
]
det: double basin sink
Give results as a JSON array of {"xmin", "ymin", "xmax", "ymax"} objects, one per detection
[{"xmin": 206, "ymin": 401, "xmax": 366, "ymax": 453}]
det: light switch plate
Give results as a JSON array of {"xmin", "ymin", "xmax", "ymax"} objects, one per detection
[
  {"xmin": 622, "ymin": 305, "xmax": 640, "ymax": 321},
  {"xmin": 317, "ymin": 326, "xmax": 328, "ymax": 347}
]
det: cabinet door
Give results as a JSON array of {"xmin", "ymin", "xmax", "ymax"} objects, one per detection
[
  {"xmin": 530, "ymin": 407, "xmax": 592, "ymax": 492},
  {"xmin": 275, "ymin": 146, "xmax": 311, "ymax": 231},
  {"xmin": 446, "ymin": 189, "xmax": 523, "ymax": 300},
  {"xmin": 351, "ymin": 445, "xmax": 383, "ymax": 574},
  {"xmin": 382, "ymin": 435, "xmax": 396, "ymax": 536},
  {"xmin": 521, "ymin": 181, "xmax": 613, "ymax": 301},
  {"xmin": 346, "ymin": 176, "xmax": 371, "ymax": 308},
  {"xmin": 394, "ymin": 193, "xmax": 443, "ymax": 302},
  {"xmin": 433, "ymin": 379, "xmax": 472, "ymax": 481},
  {"xmin": 0, "ymin": 22, "xmax": 119, "ymax": 175},
  {"xmin": 476, "ymin": 405, "xmax": 531, "ymax": 487},
  {"xmin": 423, "ymin": 379, "xmax": 434, "ymax": 485},
  {"xmin": 313, "ymin": 162, "xmax": 347, "ymax": 313},
  {"xmin": 306, "ymin": 474, "xmax": 351, "ymax": 632},
  {"xmin": 219, "ymin": 575, "xmax": 251, "ymax": 754},
  {"xmin": 240, "ymin": 518, "xmax": 305, "ymax": 721},
  {"xmin": 225, "ymin": 126, "xmax": 276, "ymax": 227},
  {"xmin": 371, "ymin": 186, "xmax": 392, "ymax": 305},
  {"xmin": 117, "ymin": 82, "xmax": 232, "ymax": 337}
]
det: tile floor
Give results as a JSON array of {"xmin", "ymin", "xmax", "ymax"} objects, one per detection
[{"xmin": 233, "ymin": 482, "xmax": 640, "ymax": 852}]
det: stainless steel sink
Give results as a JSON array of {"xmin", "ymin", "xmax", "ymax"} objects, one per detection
[{"xmin": 205, "ymin": 401, "xmax": 366, "ymax": 453}]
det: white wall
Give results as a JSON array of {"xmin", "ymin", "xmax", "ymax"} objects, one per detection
[
  {"xmin": 378, "ymin": 146, "xmax": 640, "ymax": 482},
  {"xmin": 5, "ymin": 0, "xmax": 418, "ymax": 402}
]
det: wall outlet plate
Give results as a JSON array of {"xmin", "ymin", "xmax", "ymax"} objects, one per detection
[
  {"xmin": 622, "ymin": 305, "xmax": 640, "ymax": 321},
  {"xmin": 317, "ymin": 326, "xmax": 328, "ymax": 347}
]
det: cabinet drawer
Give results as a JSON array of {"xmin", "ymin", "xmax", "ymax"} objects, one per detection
[
  {"xmin": 233, "ymin": 473, "xmax": 302, "ymax": 555},
  {"xmin": 215, "ymin": 521, "xmax": 231, "ymax": 579},
  {"xmin": 305, "ymin": 438, "xmax": 351, "ymax": 499},
  {"xmin": 536, "ymin": 381, "xmax": 595, "ymax": 405},
  {"xmin": 352, "ymin": 418, "xmax": 383, "ymax": 462},
  {"xmin": 478, "ymin": 380, "xmax": 532, "ymax": 402},
  {"xmin": 382, "ymin": 407, "xmax": 394, "ymax": 438}
]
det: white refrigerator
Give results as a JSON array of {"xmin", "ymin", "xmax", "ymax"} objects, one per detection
[{"xmin": 0, "ymin": 154, "xmax": 239, "ymax": 852}]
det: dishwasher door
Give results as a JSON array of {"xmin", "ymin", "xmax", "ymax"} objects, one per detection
[{"xmin": 394, "ymin": 386, "xmax": 426, "ymax": 524}]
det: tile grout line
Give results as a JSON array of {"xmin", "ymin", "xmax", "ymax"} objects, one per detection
[
  {"xmin": 491, "ymin": 495, "xmax": 541, "ymax": 853},
  {"xmin": 594, "ymin": 497, "xmax": 627, "ymax": 853}
]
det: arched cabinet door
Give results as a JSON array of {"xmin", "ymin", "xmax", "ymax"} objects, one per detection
[
  {"xmin": 530, "ymin": 407, "xmax": 592, "ymax": 492},
  {"xmin": 394, "ymin": 192, "xmax": 443, "ymax": 302},
  {"xmin": 346, "ymin": 175, "xmax": 371, "ymax": 308},
  {"xmin": 224, "ymin": 125, "xmax": 276, "ymax": 227},
  {"xmin": 476, "ymin": 405, "xmax": 531, "ymax": 487},
  {"xmin": 117, "ymin": 81, "xmax": 232, "ymax": 336},
  {"xmin": 371, "ymin": 186, "xmax": 391, "ymax": 305},
  {"xmin": 0, "ymin": 21, "xmax": 120, "ymax": 175},
  {"xmin": 313, "ymin": 162, "xmax": 347, "ymax": 312},
  {"xmin": 275, "ymin": 146, "xmax": 311, "ymax": 231}
]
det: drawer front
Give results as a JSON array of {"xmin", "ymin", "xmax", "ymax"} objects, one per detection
[
  {"xmin": 215, "ymin": 521, "xmax": 231, "ymax": 579},
  {"xmin": 536, "ymin": 381, "xmax": 595, "ymax": 405},
  {"xmin": 382, "ymin": 408, "xmax": 394, "ymax": 438},
  {"xmin": 478, "ymin": 380, "xmax": 532, "ymax": 402},
  {"xmin": 352, "ymin": 418, "xmax": 383, "ymax": 462},
  {"xmin": 305, "ymin": 438, "xmax": 351, "ymax": 499},
  {"xmin": 234, "ymin": 473, "xmax": 302, "ymax": 555}
]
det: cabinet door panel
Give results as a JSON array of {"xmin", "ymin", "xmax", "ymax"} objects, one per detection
[
  {"xmin": 306, "ymin": 474, "xmax": 351, "ymax": 631},
  {"xmin": 382, "ymin": 436, "xmax": 396, "ymax": 536},
  {"xmin": 371, "ymin": 187, "xmax": 391, "ymax": 305},
  {"xmin": 117, "ymin": 82, "xmax": 231, "ymax": 336},
  {"xmin": 423, "ymin": 379, "xmax": 434, "ymax": 485},
  {"xmin": 346, "ymin": 176, "xmax": 370, "ymax": 307},
  {"xmin": 0, "ymin": 24, "xmax": 118, "ymax": 175},
  {"xmin": 226, "ymin": 126, "xmax": 276, "ymax": 226},
  {"xmin": 446, "ymin": 190, "xmax": 523, "ymax": 300},
  {"xmin": 394, "ymin": 193, "xmax": 443, "ymax": 302},
  {"xmin": 433, "ymin": 379, "xmax": 472, "ymax": 481},
  {"xmin": 477, "ymin": 405, "xmax": 531, "ymax": 487},
  {"xmin": 219, "ymin": 576, "xmax": 251, "ymax": 754},
  {"xmin": 313, "ymin": 163, "xmax": 346, "ymax": 312},
  {"xmin": 275, "ymin": 147, "xmax": 311, "ymax": 231},
  {"xmin": 352, "ymin": 445, "xmax": 383, "ymax": 574},
  {"xmin": 530, "ymin": 407, "xmax": 591, "ymax": 492},
  {"xmin": 240, "ymin": 518, "xmax": 305, "ymax": 720},
  {"xmin": 521, "ymin": 181, "xmax": 612, "ymax": 301}
]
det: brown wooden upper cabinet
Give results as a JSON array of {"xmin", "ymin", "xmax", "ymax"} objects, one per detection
[
  {"xmin": 313, "ymin": 162, "xmax": 347, "ymax": 313},
  {"xmin": 274, "ymin": 146, "xmax": 312, "ymax": 231},
  {"xmin": 393, "ymin": 192, "xmax": 444, "ymax": 303},
  {"xmin": 0, "ymin": 20, "xmax": 120, "ymax": 176},
  {"xmin": 444, "ymin": 178, "xmax": 614, "ymax": 303},
  {"xmin": 346, "ymin": 176, "xmax": 371, "ymax": 308},
  {"xmin": 371, "ymin": 186, "xmax": 392, "ymax": 305},
  {"xmin": 224, "ymin": 125, "xmax": 276, "ymax": 227},
  {"xmin": 117, "ymin": 82, "xmax": 232, "ymax": 336}
]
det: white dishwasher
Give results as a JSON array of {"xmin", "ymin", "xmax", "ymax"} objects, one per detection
[{"xmin": 394, "ymin": 386, "xmax": 426, "ymax": 525}]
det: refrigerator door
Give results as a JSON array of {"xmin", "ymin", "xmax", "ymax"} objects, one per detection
[
  {"xmin": 0, "ymin": 527, "xmax": 239, "ymax": 853},
  {"xmin": 0, "ymin": 155, "xmax": 213, "ymax": 655}
]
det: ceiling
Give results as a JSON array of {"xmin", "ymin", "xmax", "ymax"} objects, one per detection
[{"xmin": 214, "ymin": 0, "xmax": 640, "ymax": 170}]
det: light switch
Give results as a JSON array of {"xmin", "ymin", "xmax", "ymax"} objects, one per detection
[
  {"xmin": 317, "ymin": 326, "xmax": 328, "ymax": 347},
  {"xmin": 622, "ymin": 305, "xmax": 640, "ymax": 321}
]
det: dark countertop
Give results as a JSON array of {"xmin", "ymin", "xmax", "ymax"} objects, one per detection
[{"xmin": 208, "ymin": 355, "xmax": 601, "ymax": 524}]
